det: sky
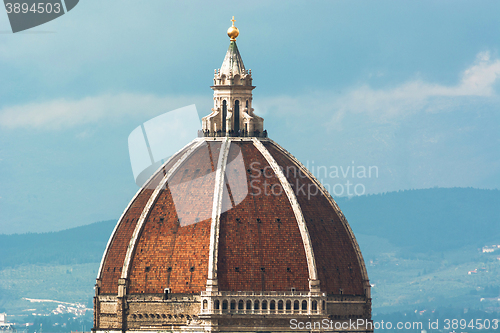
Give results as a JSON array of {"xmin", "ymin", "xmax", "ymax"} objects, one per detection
[{"xmin": 0, "ymin": 0, "xmax": 499, "ymax": 234}]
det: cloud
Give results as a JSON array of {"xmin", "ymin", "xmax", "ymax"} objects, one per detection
[
  {"xmin": 335, "ymin": 52, "xmax": 500, "ymax": 120},
  {"xmin": 0, "ymin": 93, "xmax": 209, "ymax": 130},
  {"xmin": 2, "ymin": 52, "xmax": 499, "ymax": 132},
  {"xmin": 457, "ymin": 52, "xmax": 500, "ymax": 95},
  {"xmin": 253, "ymin": 52, "xmax": 500, "ymax": 193},
  {"xmin": 258, "ymin": 51, "xmax": 500, "ymax": 129}
]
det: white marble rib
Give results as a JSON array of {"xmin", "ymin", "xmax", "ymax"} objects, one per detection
[
  {"xmin": 206, "ymin": 137, "xmax": 231, "ymax": 291},
  {"xmin": 267, "ymin": 139, "xmax": 370, "ymax": 287},
  {"xmin": 120, "ymin": 139, "xmax": 206, "ymax": 282},
  {"xmin": 96, "ymin": 139, "xmax": 201, "ymax": 281},
  {"xmin": 252, "ymin": 138, "xmax": 319, "ymax": 285}
]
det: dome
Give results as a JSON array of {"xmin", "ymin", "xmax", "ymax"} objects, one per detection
[
  {"xmin": 93, "ymin": 19, "xmax": 371, "ymax": 333},
  {"xmin": 97, "ymin": 137, "xmax": 369, "ymax": 297}
]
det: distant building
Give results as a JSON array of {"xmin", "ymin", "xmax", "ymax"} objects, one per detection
[{"xmin": 0, "ymin": 314, "xmax": 15, "ymax": 333}]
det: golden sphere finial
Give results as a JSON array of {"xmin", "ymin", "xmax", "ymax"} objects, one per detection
[{"xmin": 227, "ymin": 16, "xmax": 239, "ymax": 41}]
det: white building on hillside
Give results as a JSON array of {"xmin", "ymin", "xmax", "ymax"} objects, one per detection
[{"xmin": 0, "ymin": 313, "xmax": 15, "ymax": 333}]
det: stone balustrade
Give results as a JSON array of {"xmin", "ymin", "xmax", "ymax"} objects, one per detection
[{"xmin": 200, "ymin": 291, "xmax": 327, "ymax": 316}]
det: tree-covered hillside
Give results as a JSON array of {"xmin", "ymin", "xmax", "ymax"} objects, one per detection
[
  {"xmin": 337, "ymin": 188, "xmax": 500, "ymax": 253},
  {"xmin": 0, "ymin": 188, "xmax": 499, "ymax": 317},
  {"xmin": 1, "ymin": 188, "xmax": 499, "ymax": 269},
  {"xmin": 0, "ymin": 220, "xmax": 116, "ymax": 269}
]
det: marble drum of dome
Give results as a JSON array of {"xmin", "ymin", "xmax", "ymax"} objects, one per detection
[{"xmin": 93, "ymin": 17, "xmax": 372, "ymax": 333}]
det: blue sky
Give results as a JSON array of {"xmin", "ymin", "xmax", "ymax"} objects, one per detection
[{"xmin": 1, "ymin": 0, "xmax": 499, "ymax": 234}]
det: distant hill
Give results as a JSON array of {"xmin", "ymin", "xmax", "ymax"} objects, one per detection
[
  {"xmin": 0, "ymin": 220, "xmax": 116, "ymax": 269},
  {"xmin": 337, "ymin": 187, "xmax": 500, "ymax": 253},
  {"xmin": 1, "ymin": 188, "xmax": 498, "ymax": 269},
  {"xmin": 1, "ymin": 188, "xmax": 499, "ymax": 316}
]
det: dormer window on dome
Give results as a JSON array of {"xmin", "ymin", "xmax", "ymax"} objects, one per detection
[{"xmin": 202, "ymin": 17, "xmax": 265, "ymax": 138}]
